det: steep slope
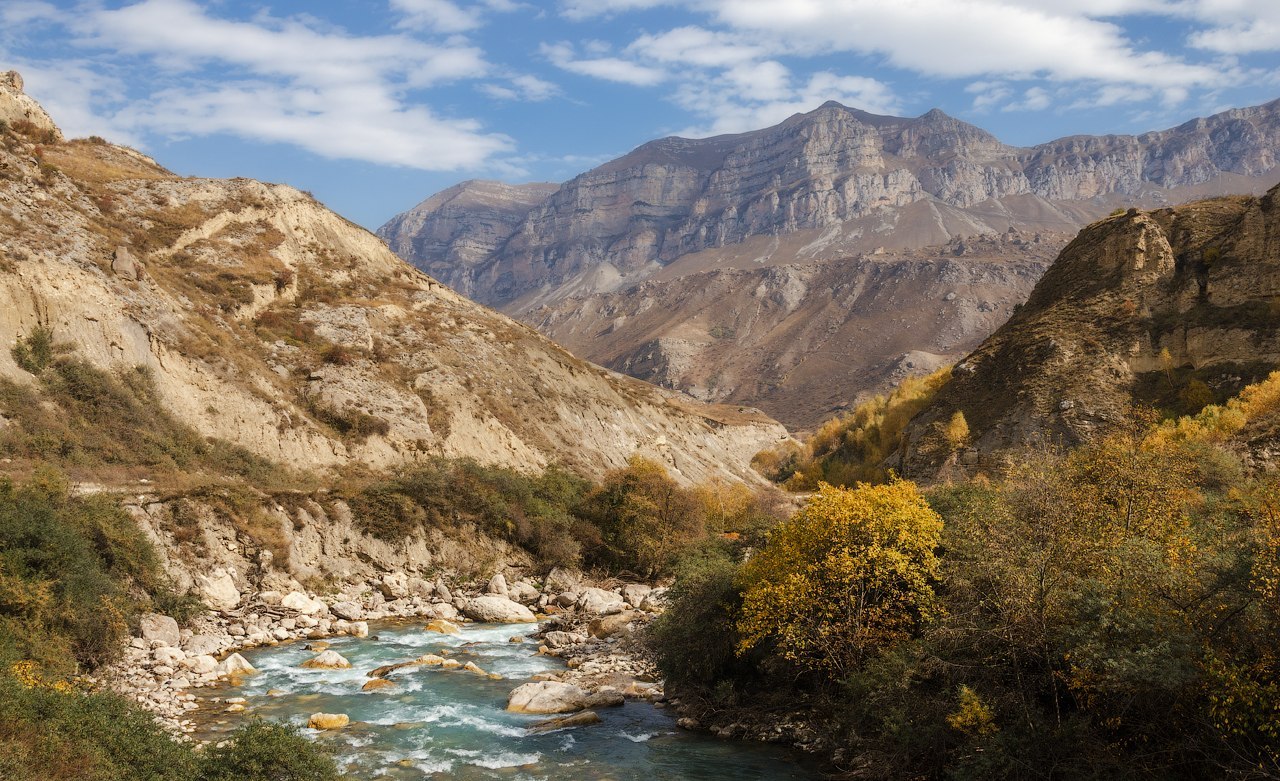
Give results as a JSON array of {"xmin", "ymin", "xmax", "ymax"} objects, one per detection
[
  {"xmin": 382, "ymin": 99, "xmax": 1280, "ymax": 312},
  {"xmin": 0, "ymin": 72, "xmax": 785, "ymax": 486},
  {"xmin": 897, "ymin": 183, "xmax": 1280, "ymax": 477},
  {"xmin": 528, "ymin": 230, "xmax": 1060, "ymax": 427},
  {"xmin": 377, "ymin": 180, "xmax": 558, "ymax": 301}
]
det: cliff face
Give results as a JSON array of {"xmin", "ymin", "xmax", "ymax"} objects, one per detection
[
  {"xmin": 0, "ymin": 77, "xmax": 786, "ymax": 486},
  {"xmin": 897, "ymin": 183, "xmax": 1280, "ymax": 478},
  {"xmin": 382, "ymin": 99, "xmax": 1280, "ymax": 312},
  {"xmin": 377, "ymin": 180, "xmax": 558, "ymax": 301},
  {"xmin": 528, "ymin": 231, "xmax": 1059, "ymax": 428}
]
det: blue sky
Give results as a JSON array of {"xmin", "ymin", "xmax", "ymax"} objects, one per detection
[{"xmin": 2, "ymin": 0, "xmax": 1279, "ymax": 230}]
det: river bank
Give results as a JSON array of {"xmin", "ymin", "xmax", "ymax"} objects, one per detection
[{"xmin": 96, "ymin": 568, "xmax": 669, "ymax": 739}]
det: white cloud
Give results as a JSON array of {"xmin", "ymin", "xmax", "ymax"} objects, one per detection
[
  {"xmin": 481, "ymin": 73, "xmax": 561, "ymax": 101},
  {"xmin": 707, "ymin": 0, "xmax": 1228, "ymax": 89},
  {"xmin": 390, "ymin": 0, "xmax": 484, "ymax": 33},
  {"xmin": 558, "ymin": 0, "xmax": 675, "ymax": 21},
  {"xmin": 675, "ymin": 70, "xmax": 901, "ymax": 136},
  {"xmin": 6, "ymin": 0, "xmax": 513, "ymax": 171},
  {"xmin": 540, "ymin": 41, "xmax": 668, "ymax": 85}
]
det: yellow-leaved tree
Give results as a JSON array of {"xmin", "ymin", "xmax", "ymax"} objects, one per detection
[{"xmin": 735, "ymin": 480, "xmax": 943, "ymax": 680}]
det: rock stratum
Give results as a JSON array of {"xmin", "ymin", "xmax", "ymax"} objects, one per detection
[
  {"xmin": 897, "ymin": 183, "xmax": 1280, "ymax": 477},
  {"xmin": 0, "ymin": 72, "xmax": 785, "ymax": 485},
  {"xmin": 381, "ymin": 99, "xmax": 1280, "ymax": 426}
]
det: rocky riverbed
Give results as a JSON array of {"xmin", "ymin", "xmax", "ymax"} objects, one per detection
[{"xmin": 99, "ymin": 567, "xmax": 670, "ymax": 739}]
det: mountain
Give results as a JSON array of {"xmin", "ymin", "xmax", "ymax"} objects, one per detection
[
  {"xmin": 381, "ymin": 99, "xmax": 1280, "ymax": 312},
  {"xmin": 0, "ymin": 72, "xmax": 786, "ymax": 486},
  {"xmin": 379, "ymin": 99, "xmax": 1280, "ymax": 426},
  {"xmin": 527, "ymin": 231, "xmax": 1058, "ymax": 427},
  {"xmin": 896, "ymin": 183, "xmax": 1280, "ymax": 478}
]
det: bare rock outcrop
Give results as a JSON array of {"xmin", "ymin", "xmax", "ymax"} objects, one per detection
[
  {"xmin": 898, "ymin": 184, "xmax": 1280, "ymax": 478},
  {"xmin": 0, "ymin": 71, "xmax": 62, "ymax": 141}
]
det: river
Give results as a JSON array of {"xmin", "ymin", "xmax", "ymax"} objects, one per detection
[{"xmin": 205, "ymin": 620, "xmax": 825, "ymax": 780}]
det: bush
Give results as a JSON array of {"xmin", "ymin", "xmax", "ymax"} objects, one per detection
[
  {"xmin": 0, "ymin": 670, "xmax": 343, "ymax": 781},
  {"xmin": 198, "ymin": 720, "xmax": 342, "ymax": 781},
  {"xmin": 0, "ymin": 470, "xmax": 180, "ymax": 674},
  {"xmin": 11, "ymin": 326, "xmax": 57, "ymax": 374},
  {"xmin": 647, "ymin": 539, "xmax": 750, "ymax": 690}
]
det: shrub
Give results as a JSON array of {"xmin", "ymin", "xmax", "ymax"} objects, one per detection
[
  {"xmin": 736, "ymin": 480, "xmax": 943, "ymax": 680},
  {"xmin": 11, "ymin": 326, "xmax": 57, "ymax": 374},
  {"xmin": 647, "ymin": 539, "xmax": 750, "ymax": 690},
  {"xmin": 198, "ymin": 720, "xmax": 342, "ymax": 781},
  {"xmin": 0, "ymin": 471, "xmax": 179, "ymax": 675}
]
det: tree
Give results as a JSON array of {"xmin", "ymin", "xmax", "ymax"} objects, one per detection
[{"xmin": 736, "ymin": 480, "xmax": 943, "ymax": 680}]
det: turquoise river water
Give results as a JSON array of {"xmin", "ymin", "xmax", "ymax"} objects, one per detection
[{"xmin": 210, "ymin": 620, "xmax": 825, "ymax": 780}]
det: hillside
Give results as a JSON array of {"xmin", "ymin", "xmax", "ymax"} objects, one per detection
[
  {"xmin": 897, "ymin": 183, "xmax": 1280, "ymax": 477},
  {"xmin": 0, "ymin": 71, "xmax": 786, "ymax": 487}
]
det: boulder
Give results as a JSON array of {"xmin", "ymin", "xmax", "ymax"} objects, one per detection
[
  {"xmin": 621, "ymin": 584, "xmax": 652, "ymax": 608},
  {"xmin": 308, "ymin": 713, "xmax": 349, "ymax": 730},
  {"xmin": 301, "ymin": 650, "xmax": 352, "ymax": 670},
  {"xmin": 588, "ymin": 611, "xmax": 642, "ymax": 638},
  {"xmin": 281, "ymin": 591, "xmax": 326, "ymax": 615},
  {"xmin": 461, "ymin": 595, "xmax": 537, "ymax": 624},
  {"xmin": 528, "ymin": 710, "xmax": 603, "ymax": 733},
  {"xmin": 329, "ymin": 601, "xmax": 363, "ymax": 621},
  {"xmin": 545, "ymin": 567, "xmax": 581, "ymax": 593},
  {"xmin": 575, "ymin": 587, "xmax": 624, "ymax": 615},
  {"xmin": 139, "ymin": 614, "xmax": 181, "ymax": 647},
  {"xmin": 258, "ymin": 590, "xmax": 283, "ymax": 606},
  {"xmin": 185, "ymin": 654, "xmax": 218, "ymax": 675},
  {"xmin": 485, "ymin": 572, "xmax": 509, "ymax": 596},
  {"xmin": 506, "ymin": 681, "xmax": 620, "ymax": 713},
  {"xmin": 361, "ymin": 678, "xmax": 396, "ymax": 692},
  {"xmin": 347, "ymin": 621, "xmax": 369, "ymax": 638},
  {"xmin": 368, "ymin": 660, "xmax": 418, "ymax": 678},
  {"xmin": 440, "ymin": 658, "xmax": 462, "ymax": 669},
  {"xmin": 217, "ymin": 653, "xmax": 257, "ymax": 677},
  {"xmin": 424, "ymin": 602, "xmax": 459, "ymax": 621},
  {"xmin": 379, "ymin": 573, "xmax": 409, "ymax": 599},
  {"xmin": 197, "ymin": 569, "xmax": 241, "ymax": 612},
  {"xmin": 542, "ymin": 631, "xmax": 588, "ymax": 649},
  {"xmin": 183, "ymin": 634, "xmax": 224, "ymax": 656},
  {"xmin": 415, "ymin": 654, "xmax": 446, "ymax": 666},
  {"xmin": 462, "ymin": 661, "xmax": 488, "ymax": 676},
  {"xmin": 507, "ymin": 580, "xmax": 540, "ymax": 604},
  {"xmin": 424, "ymin": 619, "xmax": 461, "ymax": 635},
  {"xmin": 153, "ymin": 646, "xmax": 186, "ymax": 666}
]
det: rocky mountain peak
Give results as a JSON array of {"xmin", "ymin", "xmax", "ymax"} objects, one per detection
[{"xmin": 0, "ymin": 69, "xmax": 62, "ymax": 141}]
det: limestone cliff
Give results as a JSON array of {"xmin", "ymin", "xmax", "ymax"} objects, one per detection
[
  {"xmin": 382, "ymin": 99, "xmax": 1280, "ymax": 312},
  {"xmin": 897, "ymin": 183, "xmax": 1280, "ymax": 477},
  {"xmin": 0, "ymin": 76, "xmax": 786, "ymax": 486}
]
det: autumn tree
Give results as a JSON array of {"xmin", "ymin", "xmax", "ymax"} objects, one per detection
[
  {"xmin": 736, "ymin": 480, "xmax": 943, "ymax": 680},
  {"xmin": 576, "ymin": 456, "xmax": 704, "ymax": 576}
]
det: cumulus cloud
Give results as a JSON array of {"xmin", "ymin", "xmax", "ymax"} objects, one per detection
[
  {"xmin": 675, "ymin": 70, "xmax": 901, "ymax": 136},
  {"xmin": 550, "ymin": 0, "xmax": 1274, "ymax": 120},
  {"xmin": 6, "ymin": 0, "xmax": 512, "ymax": 170}
]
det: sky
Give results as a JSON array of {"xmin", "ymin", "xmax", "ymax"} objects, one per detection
[{"xmin": 2, "ymin": 1, "xmax": 1279, "ymax": 231}]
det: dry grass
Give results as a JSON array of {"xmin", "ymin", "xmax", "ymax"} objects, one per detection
[{"xmin": 40, "ymin": 141, "xmax": 171, "ymax": 186}]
